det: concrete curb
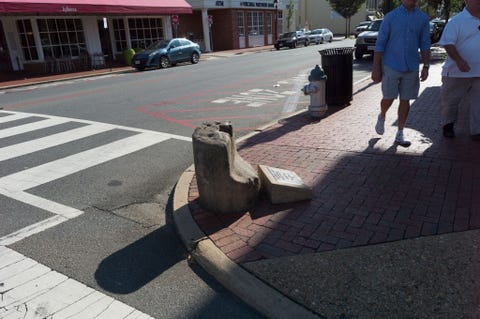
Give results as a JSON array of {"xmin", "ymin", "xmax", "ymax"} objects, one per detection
[
  {"xmin": 0, "ymin": 68, "xmax": 134, "ymax": 90},
  {"xmin": 172, "ymin": 166, "xmax": 320, "ymax": 319}
]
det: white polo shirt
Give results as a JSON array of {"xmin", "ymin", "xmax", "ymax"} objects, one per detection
[{"xmin": 438, "ymin": 8, "xmax": 480, "ymax": 77}]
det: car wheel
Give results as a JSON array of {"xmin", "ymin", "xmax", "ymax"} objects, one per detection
[
  {"xmin": 191, "ymin": 52, "xmax": 200, "ymax": 64},
  {"xmin": 329, "ymin": 37, "xmax": 333, "ymax": 43},
  {"xmin": 160, "ymin": 56, "xmax": 169, "ymax": 68},
  {"xmin": 354, "ymin": 50, "xmax": 363, "ymax": 60},
  {"xmin": 320, "ymin": 37, "xmax": 324, "ymax": 44},
  {"xmin": 275, "ymin": 45, "xmax": 280, "ymax": 50},
  {"xmin": 291, "ymin": 41, "xmax": 296, "ymax": 49}
]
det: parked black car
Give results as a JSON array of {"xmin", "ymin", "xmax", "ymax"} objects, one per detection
[
  {"xmin": 274, "ymin": 31, "xmax": 309, "ymax": 50},
  {"xmin": 430, "ymin": 19, "xmax": 445, "ymax": 44}
]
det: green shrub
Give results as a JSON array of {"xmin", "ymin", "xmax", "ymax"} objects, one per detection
[{"xmin": 123, "ymin": 48, "xmax": 136, "ymax": 66}]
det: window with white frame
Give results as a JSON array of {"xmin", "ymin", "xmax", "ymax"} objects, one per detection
[
  {"xmin": 247, "ymin": 12, "xmax": 264, "ymax": 36},
  {"xmin": 16, "ymin": 19, "xmax": 38, "ymax": 61},
  {"xmin": 37, "ymin": 18, "xmax": 85, "ymax": 59},
  {"xmin": 112, "ymin": 19, "xmax": 127, "ymax": 52},
  {"xmin": 128, "ymin": 18, "xmax": 164, "ymax": 49},
  {"xmin": 237, "ymin": 11, "xmax": 245, "ymax": 36}
]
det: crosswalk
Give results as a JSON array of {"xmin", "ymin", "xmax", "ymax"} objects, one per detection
[{"xmin": 0, "ymin": 110, "xmax": 190, "ymax": 319}]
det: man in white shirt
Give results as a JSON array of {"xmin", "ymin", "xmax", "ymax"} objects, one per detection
[{"xmin": 438, "ymin": 0, "xmax": 480, "ymax": 139}]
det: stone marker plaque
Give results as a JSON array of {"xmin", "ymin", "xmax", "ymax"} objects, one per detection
[
  {"xmin": 258, "ymin": 165, "xmax": 312, "ymax": 204},
  {"xmin": 266, "ymin": 166, "xmax": 304, "ymax": 186}
]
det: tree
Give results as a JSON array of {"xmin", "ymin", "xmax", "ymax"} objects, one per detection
[
  {"xmin": 426, "ymin": 0, "xmax": 464, "ymax": 22},
  {"xmin": 286, "ymin": 0, "xmax": 295, "ymax": 31},
  {"xmin": 327, "ymin": 0, "xmax": 365, "ymax": 37}
]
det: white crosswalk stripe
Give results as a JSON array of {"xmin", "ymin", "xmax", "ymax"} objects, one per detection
[
  {"xmin": 0, "ymin": 117, "xmax": 69, "ymax": 139},
  {"xmin": 0, "ymin": 110, "xmax": 184, "ymax": 319},
  {"xmin": 0, "ymin": 123, "xmax": 115, "ymax": 162}
]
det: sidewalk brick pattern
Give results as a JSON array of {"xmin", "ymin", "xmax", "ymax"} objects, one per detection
[{"xmin": 188, "ymin": 64, "xmax": 480, "ymax": 264}]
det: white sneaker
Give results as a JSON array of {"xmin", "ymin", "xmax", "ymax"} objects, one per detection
[
  {"xmin": 395, "ymin": 131, "xmax": 411, "ymax": 147},
  {"xmin": 375, "ymin": 114, "xmax": 385, "ymax": 135}
]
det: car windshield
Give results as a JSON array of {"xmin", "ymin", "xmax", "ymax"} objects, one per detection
[
  {"xmin": 367, "ymin": 20, "xmax": 382, "ymax": 31},
  {"xmin": 147, "ymin": 40, "xmax": 170, "ymax": 50},
  {"xmin": 282, "ymin": 32, "xmax": 296, "ymax": 38}
]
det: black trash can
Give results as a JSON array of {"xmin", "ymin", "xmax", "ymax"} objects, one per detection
[{"xmin": 319, "ymin": 47, "xmax": 355, "ymax": 106}]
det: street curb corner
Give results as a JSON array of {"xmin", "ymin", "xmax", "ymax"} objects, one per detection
[{"xmin": 172, "ymin": 165, "xmax": 320, "ymax": 319}]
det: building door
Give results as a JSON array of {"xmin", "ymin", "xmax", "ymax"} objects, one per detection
[
  {"xmin": 97, "ymin": 19, "xmax": 113, "ymax": 62},
  {"xmin": 0, "ymin": 20, "xmax": 13, "ymax": 72}
]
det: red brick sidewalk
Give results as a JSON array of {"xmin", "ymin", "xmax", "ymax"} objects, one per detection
[{"xmin": 188, "ymin": 63, "xmax": 480, "ymax": 264}]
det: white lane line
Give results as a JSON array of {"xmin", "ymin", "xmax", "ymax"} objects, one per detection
[
  {"xmin": 0, "ymin": 112, "xmax": 33, "ymax": 123},
  {"xmin": 0, "ymin": 110, "xmax": 192, "ymax": 142},
  {"xmin": 0, "ymin": 132, "xmax": 170, "ymax": 192},
  {"xmin": 0, "ymin": 117, "xmax": 69, "ymax": 139},
  {"xmin": 0, "ymin": 246, "xmax": 154, "ymax": 319},
  {"xmin": 0, "ymin": 214, "xmax": 69, "ymax": 246},
  {"xmin": 0, "ymin": 190, "xmax": 82, "ymax": 219},
  {"xmin": 0, "ymin": 123, "xmax": 115, "ymax": 162}
]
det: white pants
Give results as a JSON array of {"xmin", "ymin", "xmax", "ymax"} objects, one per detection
[{"xmin": 441, "ymin": 76, "xmax": 480, "ymax": 135}]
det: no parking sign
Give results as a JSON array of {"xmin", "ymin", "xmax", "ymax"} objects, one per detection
[{"xmin": 171, "ymin": 15, "xmax": 179, "ymax": 25}]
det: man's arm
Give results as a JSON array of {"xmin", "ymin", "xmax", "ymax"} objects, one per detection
[
  {"xmin": 444, "ymin": 44, "xmax": 470, "ymax": 72},
  {"xmin": 371, "ymin": 51, "xmax": 383, "ymax": 83}
]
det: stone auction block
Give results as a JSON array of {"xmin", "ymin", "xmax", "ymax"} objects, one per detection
[
  {"xmin": 192, "ymin": 122, "xmax": 260, "ymax": 214},
  {"xmin": 258, "ymin": 165, "xmax": 312, "ymax": 204}
]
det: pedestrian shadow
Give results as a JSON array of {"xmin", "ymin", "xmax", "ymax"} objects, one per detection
[{"xmin": 94, "ymin": 225, "xmax": 187, "ymax": 294}]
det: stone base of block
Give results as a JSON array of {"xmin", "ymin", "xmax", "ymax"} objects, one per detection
[{"xmin": 258, "ymin": 165, "xmax": 312, "ymax": 204}]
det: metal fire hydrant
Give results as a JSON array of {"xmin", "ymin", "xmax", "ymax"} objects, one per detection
[{"xmin": 301, "ymin": 65, "xmax": 327, "ymax": 118}]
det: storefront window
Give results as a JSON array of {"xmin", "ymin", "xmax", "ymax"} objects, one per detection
[
  {"xmin": 247, "ymin": 12, "xmax": 264, "ymax": 36},
  {"xmin": 37, "ymin": 18, "xmax": 86, "ymax": 59},
  {"xmin": 16, "ymin": 19, "xmax": 38, "ymax": 61},
  {"xmin": 112, "ymin": 19, "xmax": 127, "ymax": 52},
  {"xmin": 237, "ymin": 12, "xmax": 245, "ymax": 37},
  {"xmin": 128, "ymin": 18, "xmax": 164, "ymax": 49}
]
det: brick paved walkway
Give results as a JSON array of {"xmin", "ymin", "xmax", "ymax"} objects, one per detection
[{"xmin": 188, "ymin": 63, "xmax": 480, "ymax": 264}]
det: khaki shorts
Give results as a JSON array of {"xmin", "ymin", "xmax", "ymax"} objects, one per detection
[{"xmin": 382, "ymin": 64, "xmax": 420, "ymax": 100}]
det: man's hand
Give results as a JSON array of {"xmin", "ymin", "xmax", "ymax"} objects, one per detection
[
  {"xmin": 456, "ymin": 58, "xmax": 471, "ymax": 72},
  {"xmin": 420, "ymin": 67, "xmax": 429, "ymax": 81},
  {"xmin": 371, "ymin": 66, "xmax": 382, "ymax": 83}
]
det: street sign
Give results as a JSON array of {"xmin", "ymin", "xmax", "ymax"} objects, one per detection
[
  {"xmin": 171, "ymin": 15, "xmax": 179, "ymax": 25},
  {"xmin": 208, "ymin": 15, "xmax": 213, "ymax": 25}
]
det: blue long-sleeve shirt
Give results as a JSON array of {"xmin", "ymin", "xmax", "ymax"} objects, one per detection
[{"xmin": 375, "ymin": 4, "xmax": 430, "ymax": 72}]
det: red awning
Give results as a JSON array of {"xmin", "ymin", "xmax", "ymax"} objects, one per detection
[{"xmin": 0, "ymin": 0, "xmax": 192, "ymax": 14}]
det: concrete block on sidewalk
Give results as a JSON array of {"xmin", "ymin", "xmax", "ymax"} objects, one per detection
[{"xmin": 258, "ymin": 165, "xmax": 312, "ymax": 204}]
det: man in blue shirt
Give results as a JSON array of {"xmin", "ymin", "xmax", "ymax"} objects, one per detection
[{"xmin": 371, "ymin": 0, "xmax": 431, "ymax": 147}]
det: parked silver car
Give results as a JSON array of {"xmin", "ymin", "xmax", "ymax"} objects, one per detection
[
  {"xmin": 354, "ymin": 19, "xmax": 382, "ymax": 59},
  {"xmin": 307, "ymin": 28, "xmax": 334, "ymax": 44},
  {"xmin": 354, "ymin": 21, "xmax": 371, "ymax": 38}
]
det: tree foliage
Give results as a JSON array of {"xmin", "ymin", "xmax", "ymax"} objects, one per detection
[
  {"xmin": 327, "ymin": 0, "xmax": 366, "ymax": 37},
  {"xmin": 286, "ymin": 0, "xmax": 295, "ymax": 31},
  {"xmin": 382, "ymin": 0, "xmax": 464, "ymax": 20}
]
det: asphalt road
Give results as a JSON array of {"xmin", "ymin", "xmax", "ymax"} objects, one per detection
[{"xmin": 0, "ymin": 37, "xmax": 372, "ymax": 318}]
